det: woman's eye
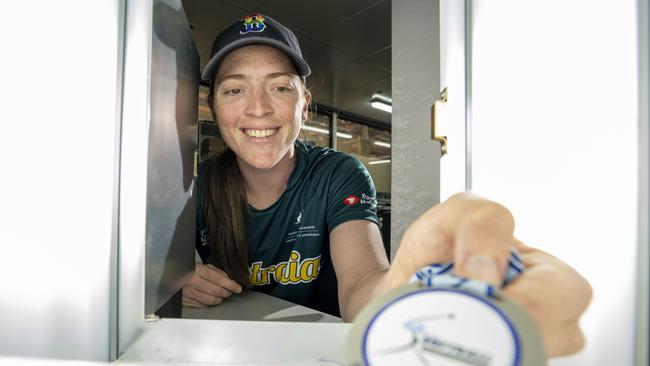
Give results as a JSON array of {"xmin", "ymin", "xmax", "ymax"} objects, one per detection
[
  {"xmin": 224, "ymin": 88, "xmax": 242, "ymax": 95},
  {"xmin": 273, "ymin": 86, "xmax": 293, "ymax": 93}
]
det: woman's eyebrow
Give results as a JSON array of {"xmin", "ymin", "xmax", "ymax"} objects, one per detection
[
  {"xmin": 218, "ymin": 72, "xmax": 294, "ymax": 84},
  {"xmin": 266, "ymin": 72, "xmax": 295, "ymax": 79},
  {"xmin": 217, "ymin": 74, "xmax": 246, "ymax": 84}
]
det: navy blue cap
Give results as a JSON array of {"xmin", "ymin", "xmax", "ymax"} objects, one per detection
[{"xmin": 201, "ymin": 13, "xmax": 311, "ymax": 82}]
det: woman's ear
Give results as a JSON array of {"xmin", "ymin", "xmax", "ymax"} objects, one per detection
[{"xmin": 302, "ymin": 89, "xmax": 312, "ymax": 123}]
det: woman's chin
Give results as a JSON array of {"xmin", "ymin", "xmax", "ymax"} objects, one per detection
[
  {"xmin": 244, "ymin": 155, "xmax": 281, "ymax": 170},
  {"xmin": 235, "ymin": 143, "xmax": 294, "ymax": 171}
]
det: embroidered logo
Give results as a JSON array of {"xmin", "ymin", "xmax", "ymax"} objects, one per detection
[
  {"xmin": 199, "ymin": 228, "xmax": 210, "ymax": 247},
  {"xmin": 240, "ymin": 13, "xmax": 266, "ymax": 34},
  {"xmin": 343, "ymin": 195, "xmax": 359, "ymax": 206},
  {"xmin": 249, "ymin": 251, "xmax": 321, "ymax": 286},
  {"xmin": 295, "ymin": 210, "xmax": 304, "ymax": 225}
]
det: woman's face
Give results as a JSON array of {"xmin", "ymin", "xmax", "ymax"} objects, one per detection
[{"xmin": 212, "ymin": 44, "xmax": 310, "ymax": 170}]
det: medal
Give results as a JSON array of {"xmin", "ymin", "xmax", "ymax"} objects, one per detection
[{"xmin": 346, "ymin": 253, "xmax": 546, "ymax": 366}]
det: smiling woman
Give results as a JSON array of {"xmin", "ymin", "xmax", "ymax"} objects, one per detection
[{"xmin": 184, "ymin": 14, "xmax": 388, "ymax": 317}]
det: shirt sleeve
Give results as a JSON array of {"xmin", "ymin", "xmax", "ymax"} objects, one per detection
[{"xmin": 326, "ymin": 153, "xmax": 379, "ymax": 232}]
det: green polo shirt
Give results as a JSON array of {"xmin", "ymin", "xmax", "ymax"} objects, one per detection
[{"xmin": 196, "ymin": 140, "xmax": 379, "ymax": 316}]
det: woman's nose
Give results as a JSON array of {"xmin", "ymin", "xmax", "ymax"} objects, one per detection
[{"xmin": 245, "ymin": 89, "xmax": 272, "ymax": 118}]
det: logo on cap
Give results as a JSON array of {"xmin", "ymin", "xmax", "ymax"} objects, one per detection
[{"xmin": 240, "ymin": 13, "xmax": 266, "ymax": 34}]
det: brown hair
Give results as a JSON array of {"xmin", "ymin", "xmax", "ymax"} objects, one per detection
[
  {"xmin": 202, "ymin": 147, "xmax": 250, "ymax": 290},
  {"xmin": 203, "ymin": 83, "xmax": 250, "ymax": 290}
]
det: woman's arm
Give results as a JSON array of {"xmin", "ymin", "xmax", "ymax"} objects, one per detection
[
  {"xmin": 329, "ymin": 191, "xmax": 592, "ymax": 357},
  {"xmin": 329, "ymin": 220, "xmax": 389, "ymax": 322}
]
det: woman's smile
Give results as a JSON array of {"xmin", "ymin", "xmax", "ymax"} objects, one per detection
[{"xmin": 242, "ymin": 127, "xmax": 280, "ymax": 139}]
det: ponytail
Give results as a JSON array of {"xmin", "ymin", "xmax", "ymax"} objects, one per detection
[{"xmin": 203, "ymin": 148, "xmax": 250, "ymax": 290}]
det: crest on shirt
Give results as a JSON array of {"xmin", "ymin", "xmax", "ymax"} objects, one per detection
[
  {"xmin": 240, "ymin": 13, "xmax": 266, "ymax": 34},
  {"xmin": 343, "ymin": 195, "xmax": 359, "ymax": 206}
]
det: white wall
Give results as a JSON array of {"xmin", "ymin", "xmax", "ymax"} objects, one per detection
[
  {"xmin": 391, "ymin": 0, "xmax": 442, "ymax": 259},
  {"xmin": 635, "ymin": 1, "xmax": 649, "ymax": 364},
  {"xmin": 0, "ymin": 0, "xmax": 123, "ymax": 360},
  {"xmin": 471, "ymin": 1, "xmax": 638, "ymax": 365}
]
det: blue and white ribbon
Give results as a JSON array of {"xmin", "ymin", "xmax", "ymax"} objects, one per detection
[{"xmin": 409, "ymin": 251, "xmax": 525, "ymax": 299}]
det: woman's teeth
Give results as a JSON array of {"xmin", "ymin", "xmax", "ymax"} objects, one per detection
[{"xmin": 244, "ymin": 128, "xmax": 278, "ymax": 138}]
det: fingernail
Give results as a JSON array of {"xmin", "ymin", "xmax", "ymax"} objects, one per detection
[
  {"xmin": 237, "ymin": 286, "xmax": 243, "ymax": 294},
  {"xmin": 463, "ymin": 255, "xmax": 501, "ymax": 286}
]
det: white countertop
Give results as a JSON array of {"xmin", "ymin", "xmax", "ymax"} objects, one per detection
[
  {"xmin": 118, "ymin": 291, "xmax": 349, "ymax": 364},
  {"xmin": 116, "ymin": 318, "xmax": 350, "ymax": 365},
  {"xmin": 182, "ymin": 291, "xmax": 343, "ymax": 323},
  {"xmin": 0, "ymin": 292, "xmax": 350, "ymax": 365}
]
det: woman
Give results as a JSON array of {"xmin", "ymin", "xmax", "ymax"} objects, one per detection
[{"xmin": 182, "ymin": 13, "xmax": 591, "ymax": 357}]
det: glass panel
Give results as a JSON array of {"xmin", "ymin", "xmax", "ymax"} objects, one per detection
[
  {"xmin": 336, "ymin": 118, "xmax": 391, "ymax": 257},
  {"xmin": 336, "ymin": 118, "xmax": 391, "ymax": 194},
  {"xmin": 197, "ymin": 85, "xmax": 223, "ymax": 162},
  {"xmin": 368, "ymin": 128, "xmax": 391, "ymax": 160},
  {"xmin": 299, "ymin": 112, "xmax": 331, "ymax": 147},
  {"xmin": 199, "ymin": 121, "xmax": 225, "ymax": 162},
  {"xmin": 198, "ymin": 84, "xmax": 213, "ymax": 122}
]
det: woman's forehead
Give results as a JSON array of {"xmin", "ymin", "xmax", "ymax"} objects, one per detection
[{"xmin": 216, "ymin": 44, "xmax": 298, "ymax": 81}]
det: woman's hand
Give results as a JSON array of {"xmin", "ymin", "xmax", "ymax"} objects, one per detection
[
  {"xmin": 182, "ymin": 263, "xmax": 243, "ymax": 307},
  {"xmin": 388, "ymin": 191, "xmax": 592, "ymax": 357}
]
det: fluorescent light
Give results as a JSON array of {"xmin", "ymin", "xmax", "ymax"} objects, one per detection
[
  {"xmin": 371, "ymin": 94, "xmax": 392, "ymax": 104},
  {"xmin": 301, "ymin": 125, "xmax": 329, "ymax": 134},
  {"xmin": 374, "ymin": 141, "xmax": 391, "ymax": 148},
  {"xmin": 369, "ymin": 159, "xmax": 391, "ymax": 165},
  {"xmin": 301, "ymin": 125, "xmax": 353, "ymax": 139},
  {"xmin": 371, "ymin": 101, "xmax": 392, "ymax": 113}
]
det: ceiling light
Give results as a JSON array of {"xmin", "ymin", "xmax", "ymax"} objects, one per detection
[
  {"xmin": 301, "ymin": 125, "xmax": 353, "ymax": 139},
  {"xmin": 301, "ymin": 125, "xmax": 329, "ymax": 134},
  {"xmin": 371, "ymin": 94, "xmax": 392, "ymax": 104},
  {"xmin": 373, "ymin": 141, "xmax": 391, "ymax": 148},
  {"xmin": 371, "ymin": 101, "xmax": 392, "ymax": 113},
  {"xmin": 369, "ymin": 159, "xmax": 391, "ymax": 165}
]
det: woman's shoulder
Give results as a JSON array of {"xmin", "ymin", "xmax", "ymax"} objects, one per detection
[
  {"xmin": 295, "ymin": 141, "xmax": 369, "ymax": 185},
  {"xmin": 297, "ymin": 141, "xmax": 363, "ymax": 170}
]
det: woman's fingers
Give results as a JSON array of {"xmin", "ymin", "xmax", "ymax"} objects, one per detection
[
  {"xmin": 391, "ymin": 192, "xmax": 515, "ymax": 287},
  {"xmin": 546, "ymin": 322, "xmax": 586, "ymax": 357},
  {"xmin": 448, "ymin": 193, "xmax": 515, "ymax": 285},
  {"xmin": 454, "ymin": 200, "xmax": 514, "ymax": 286},
  {"xmin": 182, "ymin": 291, "xmax": 208, "ymax": 308},
  {"xmin": 202, "ymin": 264, "xmax": 243, "ymax": 294},
  {"xmin": 388, "ymin": 193, "xmax": 591, "ymax": 358},
  {"xmin": 184, "ymin": 286, "xmax": 224, "ymax": 306},
  {"xmin": 190, "ymin": 275, "xmax": 234, "ymax": 299},
  {"xmin": 502, "ymin": 241, "xmax": 592, "ymax": 356},
  {"xmin": 182, "ymin": 264, "xmax": 244, "ymax": 307}
]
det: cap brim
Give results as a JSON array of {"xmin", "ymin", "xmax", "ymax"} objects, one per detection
[{"xmin": 201, "ymin": 37, "xmax": 311, "ymax": 82}]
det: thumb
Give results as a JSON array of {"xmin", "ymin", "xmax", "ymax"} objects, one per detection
[{"xmin": 452, "ymin": 200, "xmax": 515, "ymax": 286}]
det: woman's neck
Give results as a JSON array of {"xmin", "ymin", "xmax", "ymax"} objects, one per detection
[{"xmin": 237, "ymin": 147, "xmax": 297, "ymax": 209}]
